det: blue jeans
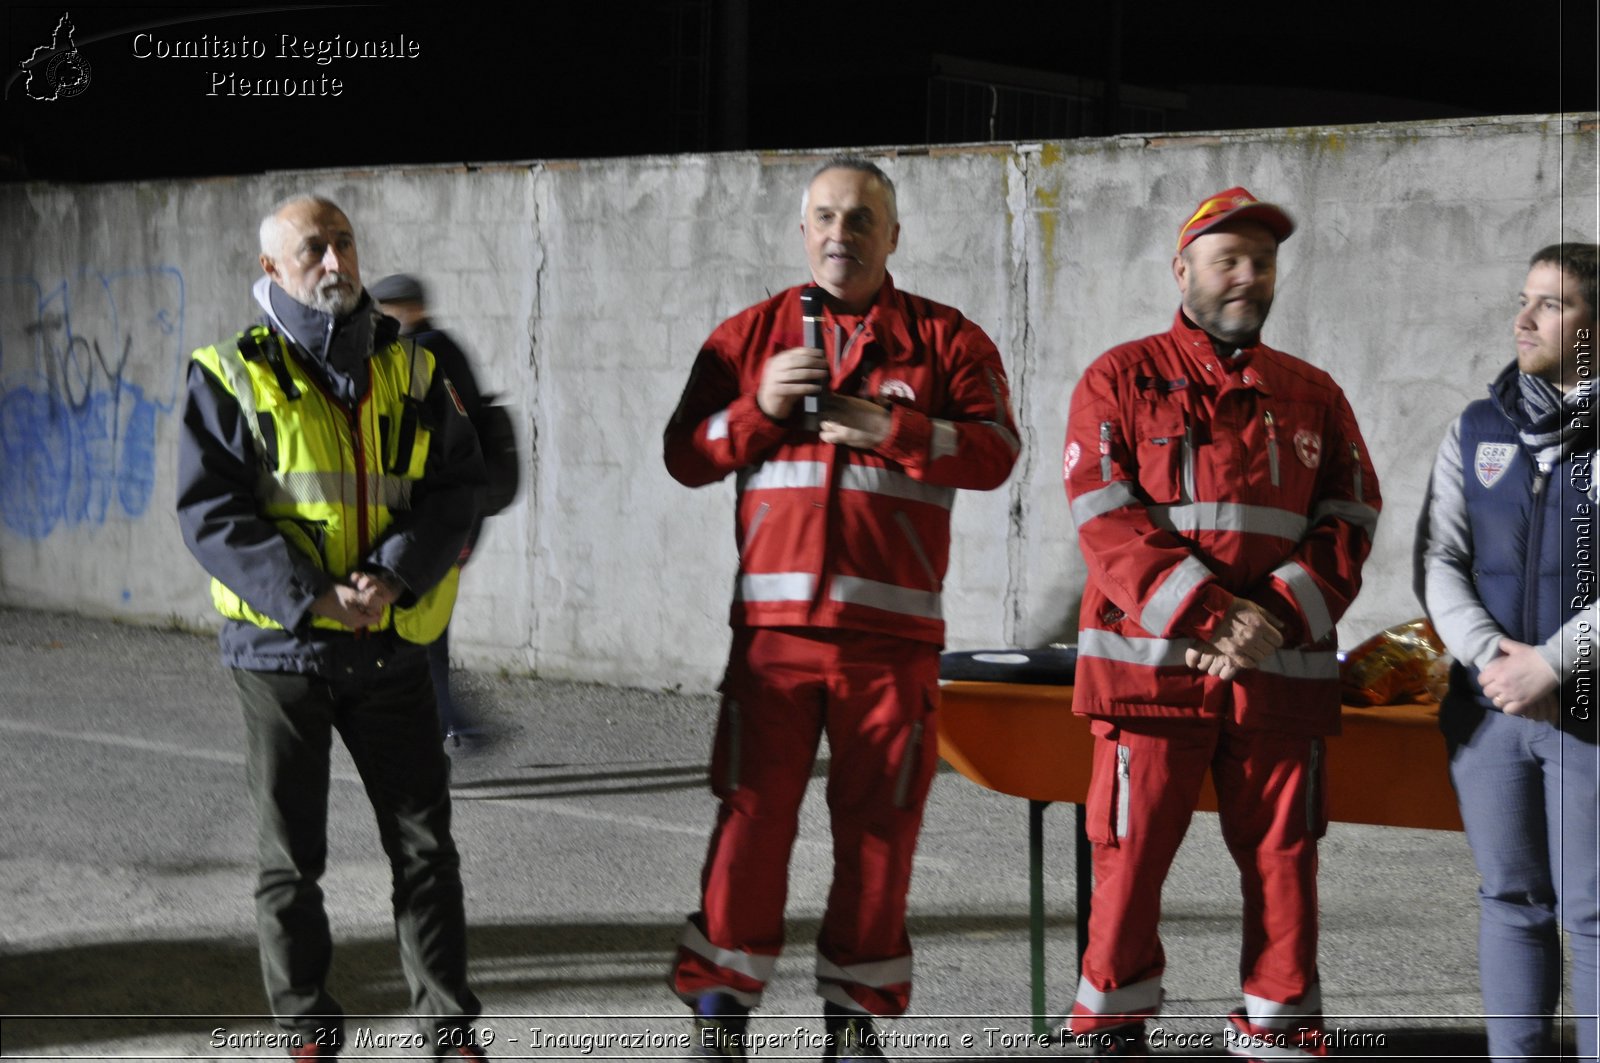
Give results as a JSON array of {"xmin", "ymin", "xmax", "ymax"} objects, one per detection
[
  {"xmin": 1445, "ymin": 702, "xmax": 1600, "ymax": 1062},
  {"xmin": 233, "ymin": 653, "xmax": 480, "ymax": 1045}
]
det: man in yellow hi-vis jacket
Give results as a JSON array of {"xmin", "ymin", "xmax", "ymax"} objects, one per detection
[{"xmin": 177, "ymin": 193, "xmax": 490, "ymax": 1062}]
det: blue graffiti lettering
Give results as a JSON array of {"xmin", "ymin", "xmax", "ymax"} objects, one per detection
[{"xmin": 0, "ymin": 268, "xmax": 185, "ymax": 539}]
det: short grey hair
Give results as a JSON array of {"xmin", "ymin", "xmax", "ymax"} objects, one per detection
[
  {"xmin": 259, "ymin": 193, "xmax": 346, "ymax": 257},
  {"xmin": 800, "ymin": 156, "xmax": 897, "ymax": 224}
]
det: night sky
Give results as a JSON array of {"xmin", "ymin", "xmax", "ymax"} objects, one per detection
[{"xmin": 2, "ymin": 1, "xmax": 1597, "ymax": 183}]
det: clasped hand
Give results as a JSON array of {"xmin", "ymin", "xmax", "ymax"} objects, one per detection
[
  {"xmin": 1185, "ymin": 598, "xmax": 1284, "ymax": 680},
  {"xmin": 310, "ymin": 571, "xmax": 401, "ymax": 629},
  {"xmin": 1480, "ymin": 638, "xmax": 1560, "ymax": 723}
]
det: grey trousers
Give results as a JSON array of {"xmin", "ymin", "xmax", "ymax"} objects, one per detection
[{"xmin": 233, "ymin": 653, "xmax": 480, "ymax": 1046}]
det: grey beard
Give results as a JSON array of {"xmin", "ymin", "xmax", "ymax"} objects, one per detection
[{"xmin": 309, "ymin": 279, "xmax": 359, "ymax": 317}]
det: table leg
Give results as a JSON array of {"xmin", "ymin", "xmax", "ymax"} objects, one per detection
[
  {"xmin": 1027, "ymin": 801, "xmax": 1093, "ymax": 1038},
  {"xmin": 1075, "ymin": 800, "xmax": 1091, "ymax": 974},
  {"xmin": 1029, "ymin": 799, "xmax": 1048, "ymax": 1037}
]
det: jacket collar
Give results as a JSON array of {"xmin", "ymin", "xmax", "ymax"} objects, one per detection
[
  {"xmin": 819, "ymin": 273, "xmax": 917, "ymax": 364},
  {"xmin": 251, "ymin": 277, "xmax": 399, "ymax": 403},
  {"xmin": 1170, "ymin": 308, "xmax": 1270, "ymax": 386}
]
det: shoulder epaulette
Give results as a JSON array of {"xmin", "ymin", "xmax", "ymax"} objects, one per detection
[{"xmin": 235, "ymin": 326, "xmax": 302, "ymax": 400}]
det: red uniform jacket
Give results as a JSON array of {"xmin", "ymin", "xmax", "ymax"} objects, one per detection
[
  {"xmin": 1063, "ymin": 311, "xmax": 1381, "ymax": 734},
  {"xmin": 665, "ymin": 277, "xmax": 1019, "ymax": 646}
]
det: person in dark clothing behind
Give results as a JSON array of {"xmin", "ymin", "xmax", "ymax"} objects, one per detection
[
  {"xmin": 177, "ymin": 195, "xmax": 491, "ymax": 1062},
  {"xmin": 371, "ymin": 272, "xmax": 490, "ymax": 747}
]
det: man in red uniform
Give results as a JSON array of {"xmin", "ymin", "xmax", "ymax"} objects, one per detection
[
  {"xmin": 1061, "ymin": 188, "xmax": 1381, "ymax": 1060},
  {"xmin": 664, "ymin": 157, "xmax": 1019, "ymax": 1060}
]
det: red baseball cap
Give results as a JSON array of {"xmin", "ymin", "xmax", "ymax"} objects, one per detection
[{"xmin": 1177, "ymin": 186, "xmax": 1294, "ymax": 251}]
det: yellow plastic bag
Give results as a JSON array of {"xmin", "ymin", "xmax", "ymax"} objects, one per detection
[{"xmin": 1339, "ymin": 618, "xmax": 1450, "ymax": 706}]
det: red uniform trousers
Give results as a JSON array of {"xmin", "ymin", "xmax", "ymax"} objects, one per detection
[
  {"xmin": 671, "ymin": 627, "xmax": 940, "ymax": 1016},
  {"xmin": 1068, "ymin": 716, "xmax": 1330, "ymax": 1058}
]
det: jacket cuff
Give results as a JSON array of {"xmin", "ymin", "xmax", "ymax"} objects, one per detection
[
  {"xmin": 1254, "ymin": 584, "xmax": 1307, "ymax": 646},
  {"xmin": 876, "ymin": 404, "xmax": 932, "ymax": 467},
  {"xmin": 729, "ymin": 392, "xmax": 790, "ymax": 448},
  {"xmin": 1536, "ymin": 639, "xmax": 1568, "ymax": 684},
  {"xmin": 285, "ymin": 574, "xmax": 331, "ymax": 633},
  {"xmin": 1172, "ymin": 583, "xmax": 1235, "ymax": 642}
]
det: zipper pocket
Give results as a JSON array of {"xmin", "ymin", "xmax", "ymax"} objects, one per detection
[
  {"xmin": 893, "ymin": 720, "xmax": 926, "ymax": 809},
  {"xmin": 1264, "ymin": 410, "xmax": 1280, "ymax": 487},
  {"xmin": 723, "ymin": 699, "xmax": 743, "ymax": 791},
  {"xmin": 1350, "ymin": 443, "xmax": 1363, "ymax": 503},
  {"xmin": 893, "ymin": 511, "xmax": 940, "ymax": 586},
  {"xmin": 1306, "ymin": 739, "xmax": 1321, "ymax": 832},
  {"xmin": 1116, "ymin": 744, "xmax": 1131, "ymax": 839},
  {"xmin": 1180, "ymin": 419, "xmax": 1196, "ymax": 503},
  {"xmin": 740, "ymin": 503, "xmax": 770, "ymax": 558},
  {"xmin": 1099, "ymin": 420, "xmax": 1113, "ymax": 481}
]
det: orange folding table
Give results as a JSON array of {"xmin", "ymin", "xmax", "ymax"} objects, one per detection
[{"xmin": 936, "ymin": 680, "xmax": 1462, "ymax": 1034}]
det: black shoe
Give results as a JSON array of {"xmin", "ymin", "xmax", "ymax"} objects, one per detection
[
  {"xmin": 822, "ymin": 1005, "xmax": 886, "ymax": 1063},
  {"xmin": 691, "ymin": 992, "xmax": 749, "ymax": 1060}
]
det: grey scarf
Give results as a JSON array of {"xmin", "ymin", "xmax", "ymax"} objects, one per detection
[{"xmin": 1519, "ymin": 373, "xmax": 1598, "ymax": 499}]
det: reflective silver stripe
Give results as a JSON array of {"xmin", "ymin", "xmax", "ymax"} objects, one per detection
[
  {"xmin": 706, "ymin": 407, "xmax": 731, "ymax": 442},
  {"xmin": 1078, "ymin": 630, "xmax": 1339, "ymax": 680},
  {"xmin": 736, "ymin": 572, "xmax": 815, "ymax": 603},
  {"xmin": 1140, "ymin": 555, "xmax": 1213, "ymax": 636},
  {"xmin": 1149, "ymin": 502, "xmax": 1309, "ymax": 542},
  {"xmin": 1076, "ymin": 630, "xmax": 1191, "ymax": 669},
  {"xmin": 816, "ymin": 953, "xmax": 913, "ymax": 989},
  {"xmin": 1311, "ymin": 498, "xmax": 1380, "ymax": 535},
  {"xmin": 984, "ymin": 419, "xmax": 1022, "ymax": 455},
  {"xmin": 737, "ymin": 461, "xmax": 956, "ymax": 509},
  {"xmin": 934, "ymin": 416, "xmax": 1021, "ymax": 459},
  {"xmin": 377, "ymin": 475, "xmax": 412, "ymax": 510},
  {"xmin": 1272, "ymin": 561, "xmax": 1334, "ymax": 642},
  {"xmin": 210, "ymin": 345, "xmax": 270, "ymax": 458},
  {"xmin": 739, "ymin": 460, "xmax": 826, "ymax": 492},
  {"xmin": 1243, "ymin": 987, "xmax": 1323, "ymax": 1028},
  {"xmin": 1256, "ymin": 646, "xmax": 1340, "ymax": 680},
  {"xmin": 1071, "ymin": 974, "xmax": 1162, "ymax": 1016},
  {"xmin": 840, "ymin": 466, "xmax": 955, "ymax": 509},
  {"xmin": 403, "ymin": 339, "xmax": 427, "ymax": 399},
  {"xmin": 1071, "ymin": 481, "xmax": 1142, "ymax": 527},
  {"xmin": 679, "ymin": 921, "xmax": 776, "ymax": 984},
  {"xmin": 817, "ymin": 985, "xmax": 868, "ymax": 1013},
  {"xmin": 829, "ymin": 575, "xmax": 942, "ymax": 620},
  {"xmin": 261, "ymin": 471, "xmax": 411, "ymax": 510}
]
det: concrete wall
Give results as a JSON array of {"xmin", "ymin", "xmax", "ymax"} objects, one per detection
[{"xmin": 2, "ymin": 114, "xmax": 1594, "ymax": 691}]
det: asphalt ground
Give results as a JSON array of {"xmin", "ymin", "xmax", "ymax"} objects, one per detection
[{"xmin": 0, "ymin": 605, "xmax": 1545, "ymax": 1060}]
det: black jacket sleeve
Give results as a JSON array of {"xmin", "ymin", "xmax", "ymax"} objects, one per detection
[
  {"xmin": 364, "ymin": 350, "xmax": 488, "ymax": 600},
  {"xmin": 176, "ymin": 359, "xmax": 331, "ymax": 632}
]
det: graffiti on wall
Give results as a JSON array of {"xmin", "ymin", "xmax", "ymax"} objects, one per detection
[{"xmin": 0, "ymin": 268, "xmax": 185, "ymax": 539}]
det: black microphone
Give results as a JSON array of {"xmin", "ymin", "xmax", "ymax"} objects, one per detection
[{"xmin": 800, "ymin": 286, "xmax": 825, "ymax": 432}]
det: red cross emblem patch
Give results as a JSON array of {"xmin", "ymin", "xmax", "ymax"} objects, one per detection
[{"xmin": 1293, "ymin": 429, "xmax": 1322, "ymax": 469}]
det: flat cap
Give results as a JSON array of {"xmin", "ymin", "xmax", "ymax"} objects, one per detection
[{"xmin": 368, "ymin": 273, "xmax": 426, "ymax": 304}]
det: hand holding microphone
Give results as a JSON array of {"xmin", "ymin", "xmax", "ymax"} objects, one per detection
[
  {"xmin": 800, "ymin": 286, "xmax": 826, "ymax": 432},
  {"xmin": 756, "ymin": 287, "xmax": 829, "ymax": 423}
]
